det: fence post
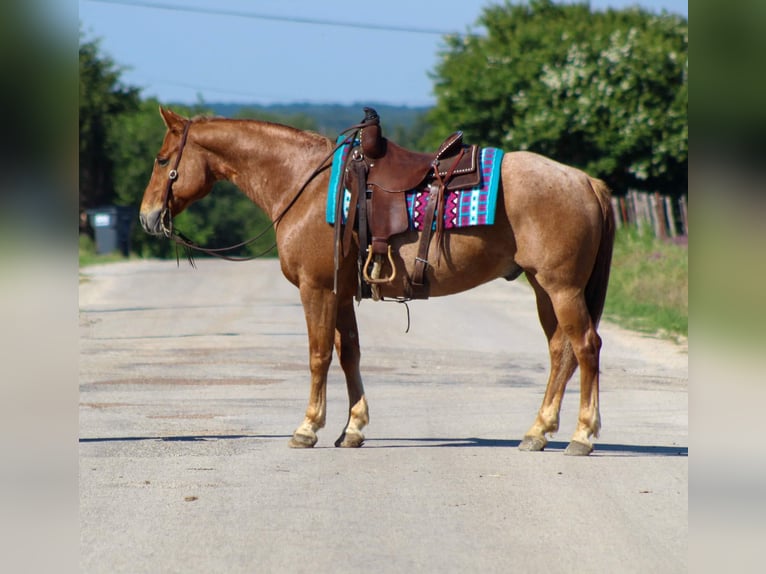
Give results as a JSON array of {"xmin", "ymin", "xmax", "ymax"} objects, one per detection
[
  {"xmin": 664, "ymin": 196, "xmax": 677, "ymax": 238},
  {"xmin": 653, "ymin": 192, "xmax": 667, "ymax": 239},
  {"xmin": 629, "ymin": 190, "xmax": 644, "ymax": 230},
  {"xmin": 638, "ymin": 190, "xmax": 651, "ymax": 232},
  {"xmin": 611, "ymin": 197, "xmax": 622, "ymax": 228}
]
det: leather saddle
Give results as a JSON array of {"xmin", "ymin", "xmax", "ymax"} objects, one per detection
[{"xmin": 339, "ymin": 107, "xmax": 481, "ymax": 299}]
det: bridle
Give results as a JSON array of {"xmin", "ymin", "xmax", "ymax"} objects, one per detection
[
  {"xmin": 159, "ymin": 120, "xmax": 191, "ymax": 239},
  {"xmin": 157, "ymin": 117, "xmax": 374, "ymax": 264}
]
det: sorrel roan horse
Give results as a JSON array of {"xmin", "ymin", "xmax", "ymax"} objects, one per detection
[{"xmin": 140, "ymin": 107, "xmax": 614, "ymax": 455}]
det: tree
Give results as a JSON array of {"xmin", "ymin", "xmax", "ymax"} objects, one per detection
[
  {"xmin": 79, "ymin": 29, "xmax": 140, "ymax": 223},
  {"xmin": 234, "ymin": 108, "xmax": 319, "ymax": 132},
  {"xmin": 106, "ymin": 98, "xmax": 176, "ymax": 256},
  {"xmin": 425, "ymin": 0, "xmax": 687, "ymax": 196}
]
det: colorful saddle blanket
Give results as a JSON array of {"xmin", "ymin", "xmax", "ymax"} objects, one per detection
[{"xmin": 326, "ymin": 139, "xmax": 504, "ymax": 230}]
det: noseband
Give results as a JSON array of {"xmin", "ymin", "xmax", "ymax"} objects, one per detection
[{"xmin": 159, "ymin": 120, "xmax": 192, "ymax": 238}]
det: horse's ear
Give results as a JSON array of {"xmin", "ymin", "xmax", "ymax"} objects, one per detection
[{"xmin": 159, "ymin": 106, "xmax": 186, "ymax": 133}]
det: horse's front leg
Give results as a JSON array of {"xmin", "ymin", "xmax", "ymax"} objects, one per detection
[
  {"xmin": 289, "ymin": 286, "xmax": 338, "ymax": 448},
  {"xmin": 333, "ymin": 298, "xmax": 368, "ymax": 448}
]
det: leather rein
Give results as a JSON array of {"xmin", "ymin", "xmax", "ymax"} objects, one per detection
[{"xmin": 160, "ymin": 117, "xmax": 372, "ymax": 264}]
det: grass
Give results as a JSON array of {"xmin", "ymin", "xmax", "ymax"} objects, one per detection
[
  {"xmin": 79, "ymin": 234, "xmax": 134, "ymax": 269},
  {"xmin": 603, "ymin": 226, "xmax": 688, "ymax": 340}
]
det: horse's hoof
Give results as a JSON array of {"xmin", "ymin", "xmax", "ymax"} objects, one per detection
[
  {"xmin": 519, "ymin": 436, "xmax": 546, "ymax": 452},
  {"xmin": 564, "ymin": 440, "xmax": 593, "ymax": 456},
  {"xmin": 288, "ymin": 432, "xmax": 317, "ymax": 448},
  {"xmin": 334, "ymin": 431, "xmax": 364, "ymax": 448}
]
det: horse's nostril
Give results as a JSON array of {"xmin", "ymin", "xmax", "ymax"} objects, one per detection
[{"xmin": 139, "ymin": 210, "xmax": 163, "ymax": 235}]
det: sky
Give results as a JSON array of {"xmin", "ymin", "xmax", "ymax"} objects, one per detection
[{"xmin": 79, "ymin": 0, "xmax": 688, "ymax": 107}]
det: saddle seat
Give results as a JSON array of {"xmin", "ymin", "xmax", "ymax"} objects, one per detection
[
  {"xmin": 362, "ymin": 124, "xmax": 466, "ymax": 193},
  {"xmin": 339, "ymin": 107, "xmax": 482, "ymax": 300}
]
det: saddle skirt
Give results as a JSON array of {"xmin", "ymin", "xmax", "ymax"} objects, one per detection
[{"xmin": 326, "ymin": 141, "xmax": 504, "ymax": 231}]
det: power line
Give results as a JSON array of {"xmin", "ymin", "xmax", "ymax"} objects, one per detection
[{"xmin": 85, "ymin": 0, "xmax": 472, "ymax": 36}]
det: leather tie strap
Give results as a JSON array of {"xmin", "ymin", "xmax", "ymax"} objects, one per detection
[
  {"xmin": 410, "ymin": 147, "xmax": 465, "ymax": 298},
  {"xmin": 353, "ymin": 159, "xmax": 371, "ymax": 300},
  {"xmin": 431, "ymin": 147, "xmax": 464, "ymax": 266},
  {"xmin": 342, "ymin": 151, "xmax": 365, "ymax": 258}
]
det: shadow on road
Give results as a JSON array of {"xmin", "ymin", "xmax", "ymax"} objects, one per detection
[
  {"xmin": 365, "ymin": 437, "xmax": 687, "ymax": 456},
  {"xmin": 80, "ymin": 434, "xmax": 686, "ymax": 456},
  {"xmin": 79, "ymin": 434, "xmax": 291, "ymax": 442}
]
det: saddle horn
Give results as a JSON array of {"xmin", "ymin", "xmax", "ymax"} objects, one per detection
[{"xmin": 361, "ymin": 107, "xmax": 386, "ymax": 159}]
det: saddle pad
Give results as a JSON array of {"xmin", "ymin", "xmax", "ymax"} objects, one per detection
[{"xmin": 326, "ymin": 139, "xmax": 504, "ymax": 230}]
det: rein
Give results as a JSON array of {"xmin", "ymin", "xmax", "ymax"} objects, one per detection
[{"xmin": 161, "ymin": 118, "xmax": 373, "ymax": 265}]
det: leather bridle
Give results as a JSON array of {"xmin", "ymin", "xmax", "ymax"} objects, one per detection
[{"xmin": 159, "ymin": 120, "xmax": 192, "ymax": 238}]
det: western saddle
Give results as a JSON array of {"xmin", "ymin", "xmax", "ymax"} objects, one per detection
[{"xmin": 335, "ymin": 107, "xmax": 480, "ymax": 300}]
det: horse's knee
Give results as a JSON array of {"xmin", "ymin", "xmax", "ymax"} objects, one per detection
[{"xmin": 308, "ymin": 350, "xmax": 333, "ymax": 374}]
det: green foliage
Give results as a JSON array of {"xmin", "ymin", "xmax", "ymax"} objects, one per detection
[
  {"xmin": 168, "ymin": 182, "xmax": 276, "ymax": 259},
  {"xmin": 220, "ymin": 103, "xmax": 429, "ymax": 149},
  {"xmin": 78, "ymin": 31, "xmax": 275, "ymax": 260},
  {"xmin": 426, "ymin": 0, "xmax": 687, "ymax": 196},
  {"xmin": 210, "ymin": 102, "xmax": 429, "ymax": 141},
  {"xmin": 233, "ymin": 108, "xmax": 319, "ymax": 131},
  {"xmin": 79, "ymin": 29, "xmax": 141, "ymax": 211},
  {"xmin": 109, "ymin": 98, "xmax": 168, "ymax": 207},
  {"xmin": 106, "ymin": 99, "xmax": 278, "ymax": 259},
  {"xmin": 106, "ymin": 98, "xmax": 213, "ymax": 257},
  {"xmin": 604, "ymin": 226, "xmax": 688, "ymax": 338}
]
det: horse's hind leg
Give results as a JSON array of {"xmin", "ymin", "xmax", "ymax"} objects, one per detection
[
  {"xmin": 547, "ymin": 287, "xmax": 603, "ymax": 456},
  {"xmin": 333, "ymin": 299, "xmax": 369, "ymax": 448},
  {"xmin": 520, "ymin": 278, "xmax": 579, "ymax": 452}
]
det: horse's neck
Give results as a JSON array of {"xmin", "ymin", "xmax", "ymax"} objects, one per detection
[{"xmin": 198, "ymin": 119, "xmax": 331, "ymax": 220}]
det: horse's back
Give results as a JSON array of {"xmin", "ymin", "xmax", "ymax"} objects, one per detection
[{"xmin": 502, "ymin": 151, "xmax": 602, "ymax": 208}]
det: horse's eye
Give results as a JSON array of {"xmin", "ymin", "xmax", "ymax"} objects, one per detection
[{"xmin": 157, "ymin": 157, "xmax": 169, "ymax": 167}]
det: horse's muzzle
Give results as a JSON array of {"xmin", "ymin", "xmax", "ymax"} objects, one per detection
[{"xmin": 139, "ymin": 209, "xmax": 165, "ymax": 236}]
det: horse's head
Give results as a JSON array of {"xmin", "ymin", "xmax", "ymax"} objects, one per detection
[{"xmin": 139, "ymin": 107, "xmax": 215, "ymax": 236}]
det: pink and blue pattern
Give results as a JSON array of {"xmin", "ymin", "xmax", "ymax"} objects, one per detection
[{"xmin": 326, "ymin": 140, "xmax": 504, "ymax": 230}]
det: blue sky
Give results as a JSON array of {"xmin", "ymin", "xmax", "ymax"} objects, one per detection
[{"xmin": 79, "ymin": 0, "xmax": 688, "ymax": 106}]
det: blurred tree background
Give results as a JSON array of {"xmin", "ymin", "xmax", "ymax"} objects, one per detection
[
  {"xmin": 424, "ymin": 0, "xmax": 687, "ymax": 197},
  {"xmin": 79, "ymin": 0, "xmax": 687, "ymax": 259}
]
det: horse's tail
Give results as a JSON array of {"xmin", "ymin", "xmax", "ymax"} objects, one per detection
[{"xmin": 585, "ymin": 177, "xmax": 615, "ymax": 327}]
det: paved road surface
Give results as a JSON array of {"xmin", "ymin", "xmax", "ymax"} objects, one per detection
[{"xmin": 79, "ymin": 259, "xmax": 687, "ymax": 573}]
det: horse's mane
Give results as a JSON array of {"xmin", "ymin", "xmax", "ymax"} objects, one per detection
[
  {"xmin": 189, "ymin": 113, "xmax": 328, "ymax": 143},
  {"xmin": 190, "ymin": 113, "xmax": 223, "ymax": 122}
]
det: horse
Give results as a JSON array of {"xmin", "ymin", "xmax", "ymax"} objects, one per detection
[{"xmin": 139, "ymin": 106, "xmax": 614, "ymax": 456}]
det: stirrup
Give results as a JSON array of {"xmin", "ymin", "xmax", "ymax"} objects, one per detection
[{"xmin": 362, "ymin": 245, "xmax": 397, "ymax": 285}]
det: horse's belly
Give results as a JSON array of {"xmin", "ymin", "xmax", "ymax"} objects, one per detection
[{"xmin": 382, "ymin": 228, "xmax": 519, "ymax": 298}]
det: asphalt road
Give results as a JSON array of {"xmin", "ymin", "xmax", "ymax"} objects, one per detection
[{"xmin": 79, "ymin": 259, "xmax": 688, "ymax": 574}]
